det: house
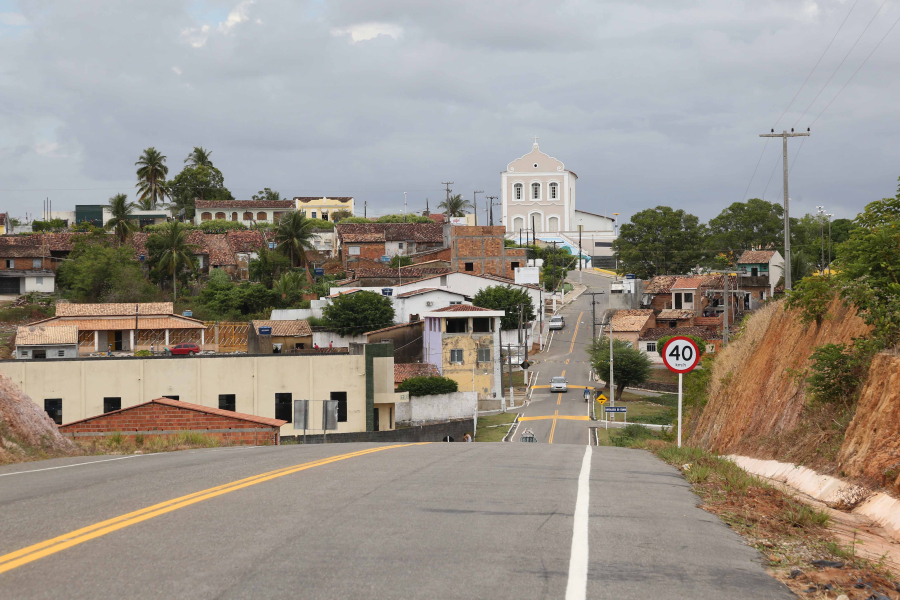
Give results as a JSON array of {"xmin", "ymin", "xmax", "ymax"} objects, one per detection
[
  {"xmin": 58, "ymin": 398, "xmax": 287, "ymax": 446},
  {"xmin": 0, "ymin": 344, "xmax": 406, "ymax": 435},
  {"xmin": 247, "ymin": 319, "xmax": 313, "ymax": 354},
  {"xmin": 656, "ymin": 309, "xmax": 696, "ymax": 329},
  {"xmin": 75, "ymin": 205, "xmax": 172, "ymax": 228},
  {"xmin": 0, "ymin": 235, "xmax": 57, "ymax": 294},
  {"xmin": 0, "ymin": 212, "xmax": 9, "ymax": 235},
  {"xmin": 638, "ymin": 327, "xmax": 722, "ymax": 363},
  {"xmin": 194, "ymin": 199, "xmax": 294, "ymax": 226},
  {"xmin": 640, "ymin": 276, "xmax": 679, "ymax": 311},
  {"xmin": 393, "ymin": 362, "xmax": 441, "ymax": 390},
  {"xmin": 608, "ymin": 309, "xmax": 656, "ymax": 347},
  {"xmin": 367, "ymin": 321, "xmax": 425, "ymax": 363},
  {"xmin": 294, "ymin": 196, "xmax": 355, "ymax": 221},
  {"xmin": 336, "ymin": 223, "xmax": 445, "ymax": 270},
  {"xmin": 15, "ymin": 325, "xmax": 79, "ymax": 359},
  {"xmin": 670, "ymin": 277, "xmax": 704, "ymax": 312},
  {"xmin": 29, "ymin": 302, "xmax": 206, "ymax": 354},
  {"xmin": 131, "ymin": 231, "xmax": 270, "ymax": 280},
  {"xmin": 336, "ymin": 267, "xmax": 453, "ymax": 288},
  {"xmin": 443, "ymin": 225, "xmax": 527, "ymax": 280},
  {"xmin": 422, "ymin": 305, "xmax": 504, "ymax": 399},
  {"xmin": 737, "ymin": 250, "xmax": 784, "ymax": 299}
]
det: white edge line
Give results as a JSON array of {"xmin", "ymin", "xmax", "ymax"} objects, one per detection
[
  {"xmin": 565, "ymin": 444, "xmax": 592, "ymax": 600},
  {"xmin": 0, "ymin": 454, "xmax": 151, "ymax": 477}
]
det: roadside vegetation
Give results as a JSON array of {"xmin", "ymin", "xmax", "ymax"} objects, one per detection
[
  {"xmin": 475, "ymin": 413, "xmax": 517, "ymax": 442},
  {"xmin": 77, "ymin": 432, "xmax": 227, "ymax": 455}
]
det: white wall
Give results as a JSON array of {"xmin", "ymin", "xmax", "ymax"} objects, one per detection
[
  {"xmin": 312, "ymin": 330, "xmax": 368, "ymax": 348},
  {"xmin": 394, "ymin": 391, "xmax": 477, "ymax": 425},
  {"xmin": 24, "ymin": 274, "xmax": 55, "ymax": 293}
]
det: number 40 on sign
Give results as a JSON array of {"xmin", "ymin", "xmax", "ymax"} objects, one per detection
[{"xmin": 661, "ymin": 336, "xmax": 701, "ymax": 449}]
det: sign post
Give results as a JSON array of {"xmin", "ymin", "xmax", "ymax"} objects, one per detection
[
  {"xmin": 293, "ymin": 399, "xmax": 309, "ymax": 445},
  {"xmin": 661, "ymin": 336, "xmax": 701, "ymax": 447}
]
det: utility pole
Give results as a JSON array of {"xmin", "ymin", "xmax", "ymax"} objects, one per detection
[
  {"xmin": 364, "ymin": 199, "xmax": 367, "ymax": 219},
  {"xmin": 485, "ymin": 196, "xmax": 498, "ymax": 226},
  {"xmin": 506, "ymin": 343, "xmax": 513, "ymax": 412},
  {"xmin": 442, "ymin": 182, "xmax": 454, "ymax": 210},
  {"xmin": 759, "ymin": 128, "xmax": 810, "ymax": 290},
  {"xmin": 723, "ymin": 272, "xmax": 729, "ymax": 346},
  {"xmin": 578, "ymin": 224, "xmax": 583, "ymax": 285},
  {"xmin": 404, "ymin": 192, "xmax": 408, "ymax": 222},
  {"xmin": 587, "ymin": 292, "xmax": 605, "ymax": 340},
  {"xmin": 551, "ymin": 241, "xmax": 558, "ymax": 295},
  {"xmin": 473, "ymin": 191, "xmax": 483, "ymax": 226},
  {"xmin": 826, "ymin": 214, "xmax": 833, "ymax": 275},
  {"xmin": 816, "ymin": 206, "xmax": 825, "ymax": 274},
  {"xmin": 609, "ymin": 319, "xmax": 615, "ymax": 412}
]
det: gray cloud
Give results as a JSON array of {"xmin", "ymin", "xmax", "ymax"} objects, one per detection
[{"xmin": 1, "ymin": 0, "xmax": 899, "ymax": 224}]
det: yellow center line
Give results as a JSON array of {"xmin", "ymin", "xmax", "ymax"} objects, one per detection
[
  {"xmin": 519, "ymin": 415, "xmax": 591, "ymax": 422},
  {"xmin": 548, "ymin": 410, "xmax": 558, "ymax": 444},
  {"xmin": 0, "ymin": 443, "xmax": 426, "ymax": 575},
  {"xmin": 568, "ymin": 311, "xmax": 584, "ymax": 354}
]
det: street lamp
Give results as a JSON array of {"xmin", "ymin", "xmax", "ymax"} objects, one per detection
[{"xmin": 612, "ymin": 213, "xmax": 620, "ymax": 272}]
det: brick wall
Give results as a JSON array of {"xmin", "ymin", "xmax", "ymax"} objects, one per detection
[
  {"xmin": 59, "ymin": 402, "xmax": 280, "ymax": 445},
  {"xmin": 449, "ymin": 226, "xmax": 526, "ymax": 279},
  {"xmin": 342, "ymin": 242, "xmax": 387, "ymax": 269}
]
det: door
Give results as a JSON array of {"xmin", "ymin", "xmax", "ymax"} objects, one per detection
[
  {"xmin": 751, "ymin": 267, "xmax": 758, "ymax": 277},
  {"xmin": 373, "ymin": 407, "xmax": 380, "ymax": 432},
  {"xmin": 113, "ymin": 331, "xmax": 123, "ymax": 351},
  {"xmin": 0, "ymin": 277, "xmax": 20, "ymax": 294},
  {"xmin": 674, "ymin": 293, "xmax": 682, "ymax": 309}
]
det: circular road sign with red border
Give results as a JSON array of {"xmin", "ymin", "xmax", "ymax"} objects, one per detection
[{"xmin": 661, "ymin": 336, "xmax": 701, "ymax": 374}]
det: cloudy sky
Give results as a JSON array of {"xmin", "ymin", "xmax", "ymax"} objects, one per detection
[{"xmin": 2, "ymin": 0, "xmax": 899, "ymax": 225}]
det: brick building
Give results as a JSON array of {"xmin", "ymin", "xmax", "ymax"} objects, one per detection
[
  {"xmin": 335, "ymin": 223, "xmax": 444, "ymax": 270},
  {"xmin": 443, "ymin": 225, "xmax": 527, "ymax": 280},
  {"xmin": 58, "ymin": 397, "xmax": 287, "ymax": 445}
]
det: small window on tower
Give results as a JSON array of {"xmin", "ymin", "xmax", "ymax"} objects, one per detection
[
  {"xmin": 532, "ymin": 183, "xmax": 540, "ymax": 200},
  {"xmin": 464, "ymin": 262, "xmax": 474, "ymax": 272}
]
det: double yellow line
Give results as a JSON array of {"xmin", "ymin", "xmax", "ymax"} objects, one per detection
[
  {"xmin": 0, "ymin": 444, "xmax": 423, "ymax": 575},
  {"xmin": 548, "ymin": 410, "xmax": 559, "ymax": 443}
]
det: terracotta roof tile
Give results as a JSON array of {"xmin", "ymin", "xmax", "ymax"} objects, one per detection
[
  {"xmin": 60, "ymin": 397, "xmax": 287, "ymax": 429},
  {"xmin": 642, "ymin": 276, "xmax": 679, "ymax": 294},
  {"xmin": 430, "ymin": 304, "xmax": 494, "ymax": 312},
  {"xmin": 738, "ymin": 250, "xmax": 777, "ymax": 264},
  {"xmin": 639, "ymin": 327, "xmax": 718, "ymax": 341},
  {"xmin": 672, "ymin": 277, "xmax": 704, "ymax": 290},
  {"xmin": 56, "ymin": 302, "xmax": 174, "ymax": 316},
  {"xmin": 366, "ymin": 320, "xmax": 423, "ymax": 335},
  {"xmin": 353, "ymin": 267, "xmax": 452, "ymax": 279},
  {"xmin": 657, "ymin": 309, "xmax": 696, "ymax": 320},
  {"xmin": 610, "ymin": 309, "xmax": 654, "ymax": 332},
  {"xmin": 16, "ymin": 325, "xmax": 78, "ymax": 345},
  {"xmin": 336, "ymin": 223, "xmax": 443, "ymax": 243},
  {"xmin": 195, "ymin": 200, "xmax": 293, "ymax": 209},
  {"xmin": 37, "ymin": 316, "xmax": 205, "ymax": 331},
  {"xmin": 252, "ymin": 319, "xmax": 312, "ymax": 337},
  {"xmin": 227, "ymin": 230, "xmax": 268, "ymax": 253},
  {"xmin": 294, "ymin": 197, "xmax": 353, "ymax": 203},
  {"xmin": 394, "ymin": 362, "xmax": 440, "ymax": 383}
]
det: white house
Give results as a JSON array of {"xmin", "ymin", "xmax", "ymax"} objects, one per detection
[{"xmin": 194, "ymin": 200, "xmax": 295, "ymax": 225}]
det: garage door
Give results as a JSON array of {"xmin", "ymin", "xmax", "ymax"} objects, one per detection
[{"xmin": 0, "ymin": 278, "xmax": 21, "ymax": 294}]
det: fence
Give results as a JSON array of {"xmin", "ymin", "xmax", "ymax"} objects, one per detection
[{"xmin": 203, "ymin": 322, "xmax": 249, "ymax": 353}]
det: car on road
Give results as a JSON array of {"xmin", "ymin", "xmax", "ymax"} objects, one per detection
[
  {"xmin": 550, "ymin": 376, "xmax": 568, "ymax": 392},
  {"xmin": 165, "ymin": 343, "xmax": 200, "ymax": 356},
  {"xmin": 548, "ymin": 315, "xmax": 565, "ymax": 330}
]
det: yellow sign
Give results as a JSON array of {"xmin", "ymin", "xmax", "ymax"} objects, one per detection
[{"xmin": 597, "ymin": 394, "xmax": 608, "ymax": 405}]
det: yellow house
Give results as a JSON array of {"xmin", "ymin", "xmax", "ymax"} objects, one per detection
[
  {"xmin": 0, "ymin": 213, "xmax": 8, "ymax": 235},
  {"xmin": 422, "ymin": 305, "xmax": 504, "ymax": 399},
  {"xmin": 294, "ymin": 197, "xmax": 355, "ymax": 222}
]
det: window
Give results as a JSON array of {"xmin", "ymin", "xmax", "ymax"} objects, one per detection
[
  {"xmin": 219, "ymin": 394, "xmax": 236, "ymax": 412},
  {"xmin": 674, "ymin": 293, "xmax": 682, "ymax": 309},
  {"xmin": 44, "ymin": 399, "xmax": 62, "ymax": 425},
  {"xmin": 477, "ymin": 348, "xmax": 491, "ymax": 362},
  {"xmin": 5, "ymin": 259, "xmax": 12, "ymax": 269},
  {"xmin": 231, "ymin": 212, "xmax": 238, "ymax": 222},
  {"xmin": 398, "ymin": 242, "xmax": 404, "ymax": 249},
  {"xmin": 57, "ymin": 350, "xmax": 65, "ymax": 357},
  {"xmin": 646, "ymin": 342, "xmax": 657, "ymax": 353},
  {"xmin": 531, "ymin": 182, "xmax": 540, "ymax": 200},
  {"xmin": 20, "ymin": 350, "xmax": 28, "ymax": 357},
  {"xmin": 511, "ymin": 262, "xmax": 519, "ymax": 270},
  {"xmin": 472, "ymin": 318, "xmax": 491, "ymax": 333},
  {"xmin": 684, "ymin": 293, "xmax": 694, "ymax": 303},
  {"xmin": 549, "ymin": 182, "xmax": 558, "ymax": 199},
  {"xmin": 348, "ymin": 246, "xmax": 361, "ymax": 256},
  {"xmin": 706, "ymin": 344, "xmax": 716, "ymax": 353},
  {"xmin": 275, "ymin": 393, "xmax": 292, "ymax": 422},
  {"xmin": 449, "ymin": 301, "xmax": 462, "ymax": 305},
  {"xmin": 321, "ymin": 210, "xmax": 328, "ymax": 221},
  {"xmin": 243, "ymin": 211, "xmax": 253, "ymax": 220},
  {"xmin": 103, "ymin": 397, "xmax": 121, "ymax": 413},
  {"xmin": 331, "ymin": 391, "xmax": 347, "ymax": 422},
  {"xmin": 311, "ymin": 211, "xmax": 317, "ymax": 219},
  {"xmin": 163, "ymin": 395, "xmax": 179, "ymax": 401},
  {"xmin": 594, "ymin": 241, "xmax": 612, "ymax": 248},
  {"xmin": 257, "ymin": 212, "xmax": 267, "ymax": 221},
  {"xmin": 215, "ymin": 212, "xmax": 226, "ymax": 220},
  {"xmin": 464, "ymin": 262, "xmax": 474, "ymax": 272},
  {"xmin": 201, "ymin": 212, "xmax": 212, "ymax": 221},
  {"xmin": 36, "ymin": 277, "xmax": 43, "ymax": 285},
  {"xmin": 33, "ymin": 259, "xmax": 42, "ymax": 269},
  {"xmin": 446, "ymin": 319, "xmax": 467, "ymax": 333},
  {"xmin": 514, "ymin": 183, "xmax": 523, "ymax": 200},
  {"xmin": 450, "ymin": 349, "xmax": 464, "ymax": 363}
]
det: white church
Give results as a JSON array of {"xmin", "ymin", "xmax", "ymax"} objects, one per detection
[{"xmin": 501, "ymin": 139, "xmax": 617, "ymax": 267}]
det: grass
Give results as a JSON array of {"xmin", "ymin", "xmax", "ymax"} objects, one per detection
[
  {"xmin": 78, "ymin": 431, "xmax": 224, "ymax": 455},
  {"xmin": 647, "ymin": 368, "xmax": 678, "ymax": 386},
  {"xmin": 594, "ymin": 394, "xmax": 675, "ymax": 426},
  {"xmin": 475, "ymin": 413, "xmax": 518, "ymax": 442}
]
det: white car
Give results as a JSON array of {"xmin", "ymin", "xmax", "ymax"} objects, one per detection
[
  {"xmin": 550, "ymin": 376, "xmax": 568, "ymax": 393},
  {"xmin": 549, "ymin": 315, "xmax": 565, "ymax": 330}
]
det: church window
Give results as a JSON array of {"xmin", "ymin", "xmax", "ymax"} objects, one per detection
[
  {"xmin": 514, "ymin": 184, "xmax": 523, "ymax": 200},
  {"xmin": 531, "ymin": 183, "xmax": 540, "ymax": 200},
  {"xmin": 549, "ymin": 183, "xmax": 558, "ymax": 199}
]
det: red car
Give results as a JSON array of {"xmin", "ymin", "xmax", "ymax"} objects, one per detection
[{"xmin": 165, "ymin": 343, "xmax": 200, "ymax": 356}]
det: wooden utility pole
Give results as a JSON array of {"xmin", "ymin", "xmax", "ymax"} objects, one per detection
[
  {"xmin": 759, "ymin": 128, "xmax": 810, "ymax": 291},
  {"xmin": 442, "ymin": 182, "xmax": 454, "ymax": 208},
  {"xmin": 485, "ymin": 196, "xmax": 498, "ymax": 226}
]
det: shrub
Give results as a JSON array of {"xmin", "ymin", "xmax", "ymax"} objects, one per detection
[
  {"xmin": 656, "ymin": 334, "xmax": 706, "ymax": 360},
  {"xmin": 806, "ymin": 340, "xmax": 876, "ymax": 406},
  {"xmin": 785, "ymin": 275, "xmax": 840, "ymax": 327},
  {"xmin": 322, "ymin": 290, "xmax": 394, "ymax": 336},
  {"xmin": 389, "ymin": 255, "xmax": 413, "ymax": 268},
  {"xmin": 396, "ymin": 376, "xmax": 459, "ymax": 397},
  {"xmin": 195, "ymin": 219, "xmax": 247, "ymax": 233},
  {"xmin": 472, "ymin": 285, "xmax": 536, "ymax": 330}
]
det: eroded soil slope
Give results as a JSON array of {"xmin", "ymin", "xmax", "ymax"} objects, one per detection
[{"xmin": 0, "ymin": 371, "xmax": 77, "ymax": 463}]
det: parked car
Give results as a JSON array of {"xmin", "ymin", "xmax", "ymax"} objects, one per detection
[
  {"xmin": 550, "ymin": 376, "xmax": 568, "ymax": 392},
  {"xmin": 549, "ymin": 315, "xmax": 565, "ymax": 330},
  {"xmin": 165, "ymin": 343, "xmax": 200, "ymax": 356}
]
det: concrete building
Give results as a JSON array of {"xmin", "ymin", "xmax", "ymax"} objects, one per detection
[
  {"xmin": 422, "ymin": 305, "xmax": 504, "ymax": 399},
  {"xmin": 295, "ymin": 197, "xmax": 355, "ymax": 221},
  {"xmin": 0, "ymin": 345, "xmax": 406, "ymax": 436},
  {"xmin": 15, "ymin": 325, "xmax": 79, "ymax": 359},
  {"xmin": 336, "ymin": 223, "xmax": 444, "ymax": 271},
  {"xmin": 0, "ymin": 236, "xmax": 57, "ymax": 294},
  {"xmin": 194, "ymin": 200, "xmax": 294, "ymax": 225},
  {"xmin": 73, "ymin": 205, "xmax": 172, "ymax": 228},
  {"xmin": 247, "ymin": 319, "xmax": 313, "ymax": 354},
  {"xmin": 737, "ymin": 250, "xmax": 784, "ymax": 298},
  {"xmin": 609, "ymin": 309, "xmax": 656, "ymax": 347},
  {"xmin": 367, "ymin": 321, "xmax": 424, "ymax": 364}
]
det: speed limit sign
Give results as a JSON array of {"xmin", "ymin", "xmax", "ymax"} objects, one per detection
[{"xmin": 662, "ymin": 336, "xmax": 700, "ymax": 374}]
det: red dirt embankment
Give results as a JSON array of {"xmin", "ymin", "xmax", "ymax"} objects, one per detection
[
  {"xmin": 690, "ymin": 298, "xmax": 871, "ymax": 459},
  {"xmin": 0, "ymin": 371, "xmax": 77, "ymax": 464}
]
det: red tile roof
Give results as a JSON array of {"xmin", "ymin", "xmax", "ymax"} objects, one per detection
[
  {"xmin": 16, "ymin": 325, "xmax": 79, "ymax": 345},
  {"xmin": 195, "ymin": 200, "xmax": 294, "ymax": 209},
  {"xmin": 738, "ymin": 250, "xmax": 777, "ymax": 264},
  {"xmin": 227, "ymin": 230, "xmax": 269, "ymax": 253},
  {"xmin": 610, "ymin": 309, "xmax": 654, "ymax": 332},
  {"xmin": 366, "ymin": 320, "xmax": 424, "ymax": 335},
  {"xmin": 394, "ymin": 362, "xmax": 441, "ymax": 383},
  {"xmin": 56, "ymin": 302, "xmax": 175, "ymax": 316},
  {"xmin": 294, "ymin": 197, "xmax": 353, "ymax": 203},
  {"xmin": 657, "ymin": 309, "xmax": 696, "ymax": 320},
  {"xmin": 430, "ymin": 304, "xmax": 494, "ymax": 312},
  {"xmin": 37, "ymin": 316, "xmax": 205, "ymax": 331},
  {"xmin": 336, "ymin": 223, "xmax": 443, "ymax": 243},
  {"xmin": 252, "ymin": 319, "xmax": 312, "ymax": 337},
  {"xmin": 672, "ymin": 277, "xmax": 704, "ymax": 290},
  {"xmin": 642, "ymin": 275, "xmax": 679, "ymax": 295},
  {"xmin": 353, "ymin": 267, "xmax": 452, "ymax": 279}
]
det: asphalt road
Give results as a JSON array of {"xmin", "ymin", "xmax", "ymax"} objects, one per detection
[
  {"xmin": 513, "ymin": 270, "xmax": 610, "ymax": 445},
  {"xmin": 0, "ymin": 442, "xmax": 792, "ymax": 599}
]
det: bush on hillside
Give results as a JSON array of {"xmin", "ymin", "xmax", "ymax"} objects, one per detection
[{"xmin": 396, "ymin": 376, "xmax": 459, "ymax": 397}]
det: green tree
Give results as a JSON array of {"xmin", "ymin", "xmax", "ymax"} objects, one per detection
[
  {"xmin": 438, "ymin": 194, "xmax": 471, "ymax": 217},
  {"xmin": 829, "ymin": 218, "xmax": 855, "ymax": 247},
  {"xmin": 275, "ymin": 210, "xmax": 318, "ymax": 283},
  {"xmin": 785, "ymin": 275, "xmax": 840, "ymax": 327},
  {"xmin": 588, "ymin": 337, "xmax": 652, "ymax": 401},
  {"xmin": 135, "ymin": 147, "xmax": 170, "ymax": 209},
  {"xmin": 249, "ymin": 245, "xmax": 290, "ymax": 288},
  {"xmin": 169, "ymin": 165, "xmax": 233, "ymax": 218},
  {"xmin": 105, "ymin": 193, "xmax": 137, "ymax": 244},
  {"xmin": 805, "ymin": 341, "xmax": 875, "ymax": 407},
  {"xmin": 252, "ymin": 188, "xmax": 281, "ymax": 202},
  {"xmin": 542, "ymin": 245, "xmax": 572, "ymax": 292},
  {"xmin": 322, "ymin": 290, "xmax": 395, "ymax": 336},
  {"xmin": 57, "ymin": 240, "xmax": 152, "ymax": 302},
  {"xmin": 396, "ymin": 376, "xmax": 459, "ymax": 397},
  {"xmin": 156, "ymin": 222, "xmax": 198, "ymax": 301},
  {"xmin": 706, "ymin": 198, "xmax": 783, "ymax": 262},
  {"xmin": 389, "ymin": 255, "xmax": 413, "ymax": 268},
  {"xmin": 184, "ymin": 146, "xmax": 213, "ymax": 168},
  {"xmin": 331, "ymin": 209, "xmax": 353, "ymax": 223},
  {"xmin": 375, "ymin": 213, "xmax": 434, "ymax": 223},
  {"xmin": 472, "ymin": 285, "xmax": 535, "ymax": 330},
  {"xmin": 613, "ymin": 206, "xmax": 707, "ymax": 278},
  {"xmin": 272, "ymin": 271, "xmax": 305, "ymax": 304}
]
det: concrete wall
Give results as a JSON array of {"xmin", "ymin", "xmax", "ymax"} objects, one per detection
[
  {"xmin": 312, "ymin": 330, "xmax": 368, "ymax": 348},
  {"xmin": 0, "ymin": 353, "xmax": 405, "ymax": 437},
  {"xmin": 23, "ymin": 274, "xmax": 55, "ymax": 293},
  {"xmin": 394, "ymin": 391, "xmax": 478, "ymax": 425},
  {"xmin": 282, "ymin": 418, "xmax": 474, "ymax": 444},
  {"xmin": 16, "ymin": 344, "xmax": 79, "ymax": 359}
]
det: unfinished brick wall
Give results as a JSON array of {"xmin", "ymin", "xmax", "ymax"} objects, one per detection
[
  {"xmin": 450, "ymin": 226, "xmax": 526, "ymax": 279},
  {"xmin": 342, "ymin": 242, "xmax": 387, "ymax": 269},
  {"xmin": 59, "ymin": 401, "xmax": 281, "ymax": 445}
]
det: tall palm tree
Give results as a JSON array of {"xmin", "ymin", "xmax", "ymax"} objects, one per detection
[
  {"xmin": 135, "ymin": 147, "xmax": 170, "ymax": 209},
  {"xmin": 274, "ymin": 211, "xmax": 318, "ymax": 284},
  {"xmin": 157, "ymin": 222, "xmax": 198, "ymax": 301},
  {"xmin": 438, "ymin": 194, "xmax": 472, "ymax": 217},
  {"xmin": 105, "ymin": 193, "xmax": 137, "ymax": 244},
  {"xmin": 184, "ymin": 146, "xmax": 213, "ymax": 168}
]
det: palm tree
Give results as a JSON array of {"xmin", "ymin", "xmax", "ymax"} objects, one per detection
[
  {"xmin": 157, "ymin": 222, "xmax": 198, "ymax": 301},
  {"xmin": 105, "ymin": 193, "xmax": 137, "ymax": 244},
  {"xmin": 274, "ymin": 210, "xmax": 318, "ymax": 284},
  {"xmin": 135, "ymin": 147, "xmax": 170, "ymax": 209},
  {"xmin": 438, "ymin": 194, "xmax": 472, "ymax": 217},
  {"xmin": 273, "ymin": 270, "xmax": 305, "ymax": 301},
  {"xmin": 184, "ymin": 146, "xmax": 213, "ymax": 168}
]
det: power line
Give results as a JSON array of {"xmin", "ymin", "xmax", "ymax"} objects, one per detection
[{"xmin": 741, "ymin": 139, "xmax": 770, "ymax": 202}]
